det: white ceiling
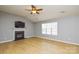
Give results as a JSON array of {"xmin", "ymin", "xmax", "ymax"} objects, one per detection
[{"xmin": 0, "ymin": 5, "xmax": 79, "ymax": 22}]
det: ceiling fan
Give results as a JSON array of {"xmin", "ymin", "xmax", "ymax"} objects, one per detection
[{"xmin": 25, "ymin": 5, "xmax": 43, "ymax": 14}]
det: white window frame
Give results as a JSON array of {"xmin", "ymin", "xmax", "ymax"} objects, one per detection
[{"xmin": 42, "ymin": 22, "xmax": 58, "ymax": 36}]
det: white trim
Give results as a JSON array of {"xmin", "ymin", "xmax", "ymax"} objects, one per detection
[
  {"xmin": 0, "ymin": 36, "xmax": 33, "ymax": 44},
  {"xmin": 0, "ymin": 40, "xmax": 14, "ymax": 43},
  {"xmin": 0, "ymin": 36, "xmax": 79, "ymax": 45},
  {"xmin": 36, "ymin": 36, "xmax": 79, "ymax": 45}
]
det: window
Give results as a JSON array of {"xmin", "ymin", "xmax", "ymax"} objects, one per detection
[{"xmin": 42, "ymin": 22, "xmax": 58, "ymax": 35}]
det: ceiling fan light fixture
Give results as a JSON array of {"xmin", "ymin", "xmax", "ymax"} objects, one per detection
[
  {"xmin": 32, "ymin": 10, "xmax": 36, "ymax": 14},
  {"xmin": 25, "ymin": 5, "xmax": 43, "ymax": 14}
]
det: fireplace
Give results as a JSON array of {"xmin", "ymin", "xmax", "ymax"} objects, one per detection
[{"xmin": 15, "ymin": 31, "xmax": 24, "ymax": 40}]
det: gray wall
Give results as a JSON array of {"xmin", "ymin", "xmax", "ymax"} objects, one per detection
[
  {"xmin": 35, "ymin": 16, "xmax": 79, "ymax": 44},
  {"xmin": 0, "ymin": 12, "xmax": 34, "ymax": 42},
  {"xmin": 0, "ymin": 11, "xmax": 79, "ymax": 44}
]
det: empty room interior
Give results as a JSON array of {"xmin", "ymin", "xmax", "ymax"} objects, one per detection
[{"xmin": 0, "ymin": 5, "xmax": 79, "ymax": 54}]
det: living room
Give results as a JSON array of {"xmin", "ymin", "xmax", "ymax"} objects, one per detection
[{"xmin": 0, "ymin": 5, "xmax": 79, "ymax": 54}]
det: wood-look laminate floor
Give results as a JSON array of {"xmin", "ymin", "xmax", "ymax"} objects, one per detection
[{"xmin": 0, "ymin": 37, "xmax": 79, "ymax": 54}]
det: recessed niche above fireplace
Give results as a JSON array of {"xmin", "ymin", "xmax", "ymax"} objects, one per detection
[{"xmin": 15, "ymin": 21, "xmax": 25, "ymax": 28}]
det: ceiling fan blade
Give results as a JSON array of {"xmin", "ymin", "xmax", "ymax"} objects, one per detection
[
  {"xmin": 36, "ymin": 12, "xmax": 39, "ymax": 14},
  {"xmin": 37, "ymin": 9, "xmax": 43, "ymax": 11},
  {"xmin": 31, "ymin": 5, "xmax": 36, "ymax": 8},
  {"xmin": 30, "ymin": 12, "xmax": 33, "ymax": 14}
]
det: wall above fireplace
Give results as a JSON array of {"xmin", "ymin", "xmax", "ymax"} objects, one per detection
[{"xmin": 0, "ymin": 11, "xmax": 34, "ymax": 43}]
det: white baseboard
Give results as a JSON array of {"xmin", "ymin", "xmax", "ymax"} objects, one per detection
[
  {"xmin": 36, "ymin": 36, "xmax": 79, "ymax": 45},
  {"xmin": 0, "ymin": 40, "xmax": 14, "ymax": 43},
  {"xmin": 0, "ymin": 36, "xmax": 33, "ymax": 43},
  {"xmin": 0, "ymin": 36, "xmax": 79, "ymax": 45}
]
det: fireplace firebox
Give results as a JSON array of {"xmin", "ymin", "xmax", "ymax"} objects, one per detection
[{"xmin": 15, "ymin": 31, "xmax": 24, "ymax": 40}]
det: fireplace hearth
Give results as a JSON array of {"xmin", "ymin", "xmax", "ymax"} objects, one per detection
[{"xmin": 15, "ymin": 31, "xmax": 24, "ymax": 40}]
